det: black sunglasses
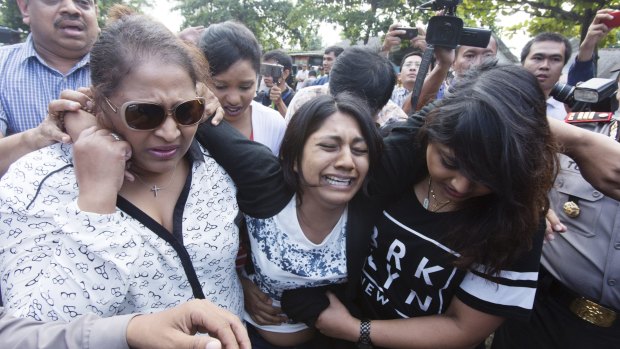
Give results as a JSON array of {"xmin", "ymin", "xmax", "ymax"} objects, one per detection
[{"xmin": 104, "ymin": 97, "xmax": 206, "ymax": 131}]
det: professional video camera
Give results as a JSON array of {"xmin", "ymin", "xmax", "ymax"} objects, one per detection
[
  {"xmin": 419, "ymin": 0, "xmax": 491, "ymax": 49},
  {"xmin": 407, "ymin": 0, "xmax": 491, "ymax": 114},
  {"xmin": 551, "ymin": 78, "xmax": 618, "ymax": 113}
]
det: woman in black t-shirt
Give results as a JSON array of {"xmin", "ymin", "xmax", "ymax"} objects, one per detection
[{"xmin": 313, "ymin": 63, "xmax": 558, "ymax": 349}]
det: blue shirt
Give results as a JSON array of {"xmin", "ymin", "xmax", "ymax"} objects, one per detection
[
  {"xmin": 567, "ymin": 56, "xmax": 595, "ymax": 86},
  {"xmin": 312, "ymin": 74, "xmax": 330, "ymax": 86},
  {"xmin": 0, "ymin": 35, "xmax": 91, "ymax": 135}
]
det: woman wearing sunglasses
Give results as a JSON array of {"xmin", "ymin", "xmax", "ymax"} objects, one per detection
[{"xmin": 0, "ymin": 7, "xmax": 244, "ymax": 322}]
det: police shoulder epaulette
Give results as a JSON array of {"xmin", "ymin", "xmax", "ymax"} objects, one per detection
[
  {"xmin": 610, "ymin": 119, "xmax": 619, "ymax": 142},
  {"xmin": 564, "ymin": 111, "xmax": 613, "ymax": 124}
]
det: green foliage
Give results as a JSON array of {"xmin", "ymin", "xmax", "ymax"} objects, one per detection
[
  {"xmin": 97, "ymin": 0, "xmax": 153, "ymax": 28},
  {"xmin": 0, "ymin": 0, "xmax": 28, "ymax": 33},
  {"xmin": 463, "ymin": 0, "xmax": 620, "ymax": 48},
  {"xmin": 175, "ymin": 0, "xmax": 324, "ymax": 50}
]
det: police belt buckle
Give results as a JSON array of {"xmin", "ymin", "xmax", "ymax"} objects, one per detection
[{"xmin": 569, "ymin": 297, "xmax": 617, "ymax": 327}]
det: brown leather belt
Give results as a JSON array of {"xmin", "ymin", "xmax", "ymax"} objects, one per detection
[{"xmin": 547, "ymin": 275, "xmax": 618, "ymax": 328}]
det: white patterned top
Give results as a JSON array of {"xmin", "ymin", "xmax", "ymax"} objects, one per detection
[
  {"xmin": 0, "ymin": 143, "xmax": 243, "ymax": 321},
  {"xmin": 244, "ymin": 196, "xmax": 348, "ymax": 333}
]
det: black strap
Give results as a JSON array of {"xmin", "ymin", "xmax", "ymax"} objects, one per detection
[
  {"xmin": 116, "ymin": 177, "xmax": 206, "ymax": 299},
  {"xmin": 408, "ymin": 45, "xmax": 435, "ymax": 116}
]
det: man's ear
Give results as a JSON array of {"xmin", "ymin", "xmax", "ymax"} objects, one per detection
[
  {"xmin": 16, "ymin": 0, "xmax": 31, "ymax": 26},
  {"xmin": 283, "ymin": 68, "xmax": 291, "ymax": 80}
]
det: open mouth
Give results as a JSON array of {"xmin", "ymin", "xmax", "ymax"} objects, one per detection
[
  {"xmin": 324, "ymin": 175, "xmax": 353, "ymax": 186},
  {"xmin": 224, "ymin": 106, "xmax": 243, "ymax": 116}
]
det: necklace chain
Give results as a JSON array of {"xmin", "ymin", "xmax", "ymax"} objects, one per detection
[
  {"xmin": 133, "ymin": 163, "xmax": 179, "ymax": 198},
  {"xmin": 423, "ymin": 177, "xmax": 452, "ymax": 212}
]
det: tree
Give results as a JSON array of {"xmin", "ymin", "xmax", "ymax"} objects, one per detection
[
  {"xmin": 97, "ymin": 0, "xmax": 153, "ymax": 28},
  {"xmin": 301, "ymin": 0, "xmax": 620, "ymax": 50},
  {"xmin": 0, "ymin": 0, "xmax": 28, "ymax": 32},
  {"xmin": 299, "ymin": 0, "xmax": 424, "ymax": 45},
  {"xmin": 175, "ymin": 0, "xmax": 324, "ymax": 50},
  {"xmin": 462, "ymin": 0, "xmax": 620, "ymax": 48}
]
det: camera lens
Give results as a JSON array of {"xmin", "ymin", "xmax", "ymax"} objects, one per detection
[{"xmin": 550, "ymin": 82, "xmax": 575, "ymax": 105}]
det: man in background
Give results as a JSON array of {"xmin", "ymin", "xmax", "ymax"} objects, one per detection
[
  {"xmin": 520, "ymin": 32, "xmax": 572, "ymax": 120},
  {"xmin": 0, "ymin": 0, "xmax": 99, "ymax": 137},
  {"xmin": 390, "ymin": 50, "xmax": 422, "ymax": 108},
  {"xmin": 312, "ymin": 45, "xmax": 344, "ymax": 86},
  {"xmin": 295, "ymin": 63, "xmax": 308, "ymax": 91},
  {"xmin": 286, "ymin": 47, "xmax": 406, "ymax": 126}
]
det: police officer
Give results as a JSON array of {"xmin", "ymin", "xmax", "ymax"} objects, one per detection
[{"xmin": 492, "ymin": 83, "xmax": 620, "ymax": 349}]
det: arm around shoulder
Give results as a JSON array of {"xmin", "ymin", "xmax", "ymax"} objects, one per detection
[{"xmin": 195, "ymin": 121, "xmax": 292, "ymax": 217}]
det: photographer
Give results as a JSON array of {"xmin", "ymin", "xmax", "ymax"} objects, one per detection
[
  {"xmin": 380, "ymin": 23, "xmax": 428, "ymax": 57},
  {"xmin": 254, "ymin": 50, "xmax": 295, "ymax": 117},
  {"xmin": 398, "ymin": 37, "xmax": 497, "ymax": 114}
]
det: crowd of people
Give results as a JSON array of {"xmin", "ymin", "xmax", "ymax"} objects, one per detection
[{"xmin": 0, "ymin": 1, "xmax": 619, "ymax": 349}]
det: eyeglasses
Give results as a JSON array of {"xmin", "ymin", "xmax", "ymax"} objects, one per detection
[{"xmin": 104, "ymin": 97, "xmax": 206, "ymax": 131}]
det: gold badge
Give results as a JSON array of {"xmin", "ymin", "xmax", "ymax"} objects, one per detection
[{"xmin": 563, "ymin": 201, "xmax": 580, "ymax": 218}]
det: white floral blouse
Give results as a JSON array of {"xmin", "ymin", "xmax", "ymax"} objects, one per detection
[{"xmin": 0, "ymin": 142, "xmax": 243, "ymax": 321}]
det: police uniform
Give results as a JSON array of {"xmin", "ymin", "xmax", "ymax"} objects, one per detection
[{"xmin": 492, "ymin": 113, "xmax": 620, "ymax": 349}]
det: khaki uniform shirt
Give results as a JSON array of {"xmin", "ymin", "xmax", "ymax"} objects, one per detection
[{"xmin": 543, "ymin": 119, "xmax": 620, "ymax": 310}]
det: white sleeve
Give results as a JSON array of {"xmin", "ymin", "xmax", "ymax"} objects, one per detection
[{"xmin": 0, "ymin": 306, "xmax": 134, "ymax": 349}]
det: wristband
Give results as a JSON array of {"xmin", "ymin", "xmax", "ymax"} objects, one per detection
[{"xmin": 357, "ymin": 319, "xmax": 373, "ymax": 349}]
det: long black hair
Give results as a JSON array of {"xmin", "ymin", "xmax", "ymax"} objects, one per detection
[{"xmin": 419, "ymin": 62, "xmax": 558, "ymax": 274}]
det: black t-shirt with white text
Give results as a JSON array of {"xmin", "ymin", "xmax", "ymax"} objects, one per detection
[{"xmin": 360, "ymin": 189, "xmax": 543, "ymax": 321}]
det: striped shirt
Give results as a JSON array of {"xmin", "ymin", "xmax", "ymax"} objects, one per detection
[{"xmin": 0, "ymin": 35, "xmax": 91, "ymax": 135}]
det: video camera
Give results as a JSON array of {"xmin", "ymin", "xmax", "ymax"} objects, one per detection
[
  {"xmin": 260, "ymin": 63, "xmax": 284, "ymax": 84},
  {"xmin": 419, "ymin": 0, "xmax": 491, "ymax": 49},
  {"xmin": 551, "ymin": 78, "xmax": 618, "ymax": 112},
  {"xmin": 406, "ymin": 0, "xmax": 491, "ymax": 114}
]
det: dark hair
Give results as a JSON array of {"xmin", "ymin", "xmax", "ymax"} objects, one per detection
[
  {"xmin": 263, "ymin": 49, "xmax": 293, "ymax": 72},
  {"xmin": 399, "ymin": 50, "xmax": 423, "ymax": 70},
  {"xmin": 280, "ymin": 93, "xmax": 383, "ymax": 202},
  {"xmin": 90, "ymin": 5, "xmax": 208, "ymax": 116},
  {"xmin": 520, "ymin": 32, "xmax": 572, "ymax": 65},
  {"xmin": 329, "ymin": 47, "xmax": 396, "ymax": 116},
  {"xmin": 198, "ymin": 21, "xmax": 261, "ymax": 76},
  {"xmin": 308, "ymin": 70, "xmax": 317, "ymax": 77},
  {"xmin": 419, "ymin": 62, "xmax": 558, "ymax": 274},
  {"xmin": 324, "ymin": 45, "xmax": 344, "ymax": 57}
]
